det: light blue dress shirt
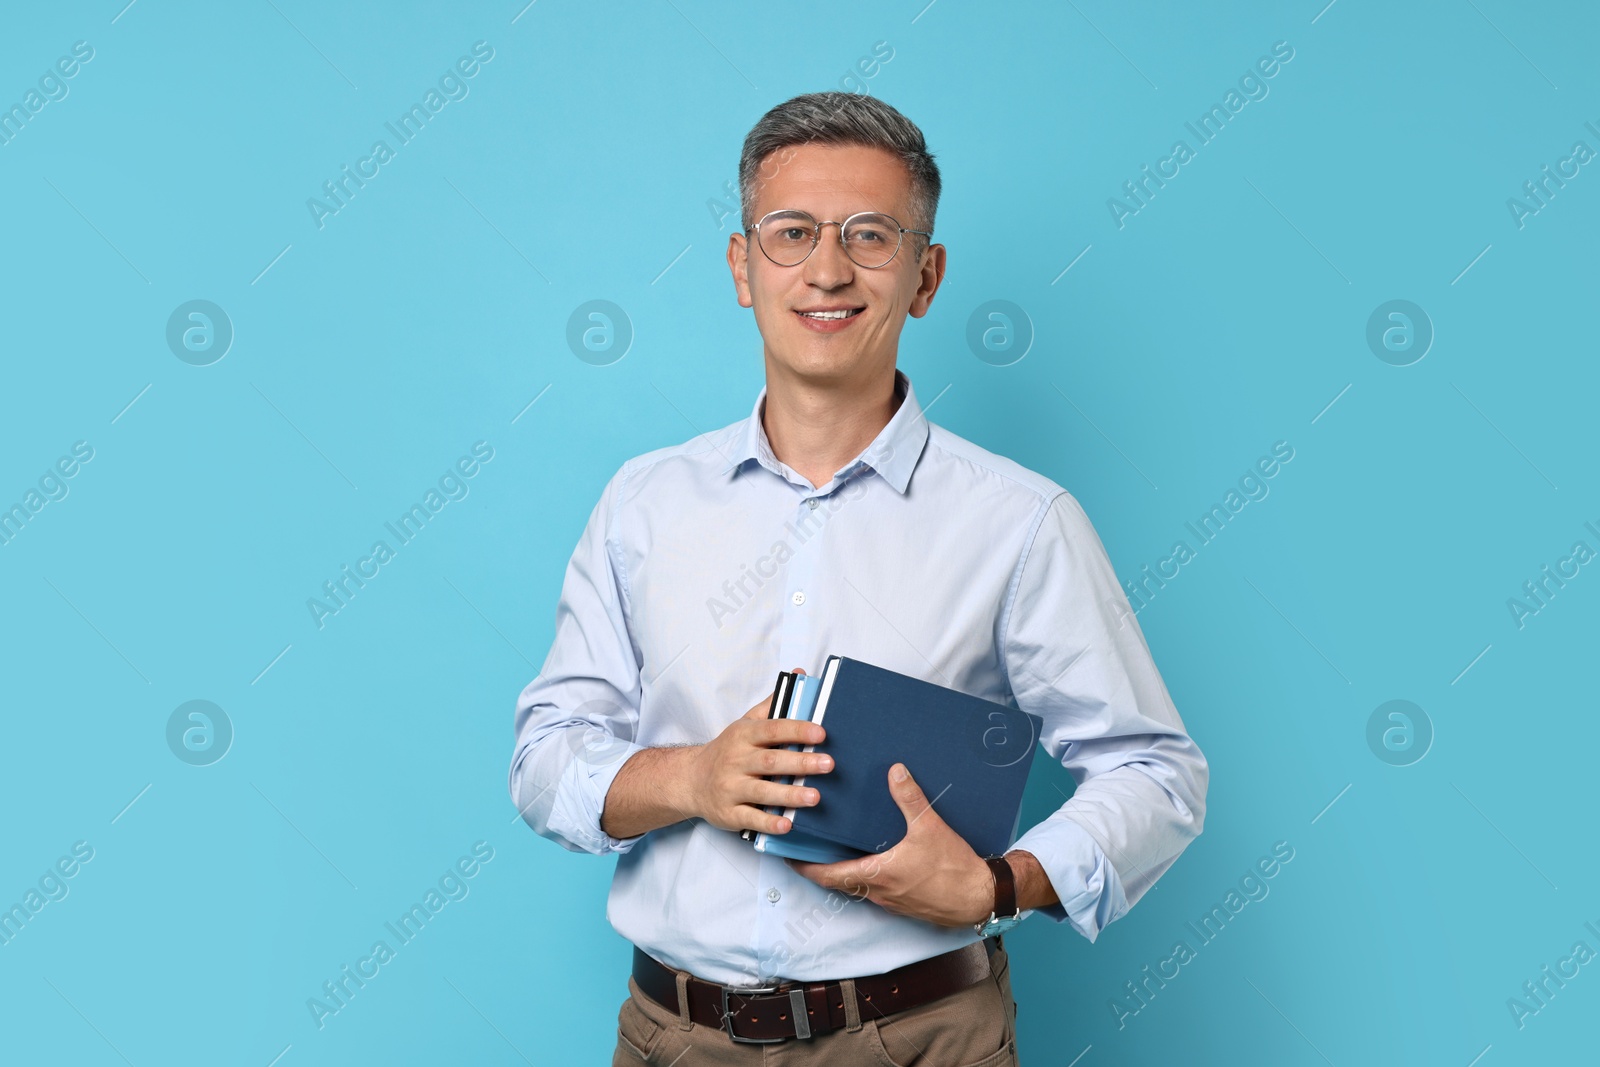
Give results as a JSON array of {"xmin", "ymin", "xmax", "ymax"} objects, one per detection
[{"xmin": 509, "ymin": 369, "xmax": 1207, "ymax": 986}]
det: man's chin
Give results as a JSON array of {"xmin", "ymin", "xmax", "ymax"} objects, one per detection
[{"xmin": 768, "ymin": 347, "xmax": 893, "ymax": 387}]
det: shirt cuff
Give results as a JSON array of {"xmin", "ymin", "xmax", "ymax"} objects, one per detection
[
  {"xmin": 523, "ymin": 735, "xmax": 648, "ymax": 856},
  {"xmin": 1010, "ymin": 815, "xmax": 1129, "ymax": 942}
]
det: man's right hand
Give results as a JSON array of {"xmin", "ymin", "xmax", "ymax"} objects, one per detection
[{"xmin": 685, "ymin": 675, "xmax": 834, "ymax": 835}]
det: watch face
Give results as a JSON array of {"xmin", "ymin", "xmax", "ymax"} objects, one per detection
[{"xmin": 979, "ymin": 915, "xmax": 1023, "ymax": 937}]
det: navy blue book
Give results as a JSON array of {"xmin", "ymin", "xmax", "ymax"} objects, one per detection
[{"xmin": 753, "ymin": 655, "xmax": 1044, "ymax": 863}]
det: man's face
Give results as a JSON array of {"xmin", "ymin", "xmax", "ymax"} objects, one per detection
[{"xmin": 727, "ymin": 143, "xmax": 946, "ymax": 385}]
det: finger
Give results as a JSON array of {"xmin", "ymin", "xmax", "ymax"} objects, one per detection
[
  {"xmin": 889, "ymin": 763, "xmax": 934, "ymax": 826},
  {"xmin": 732, "ymin": 803, "xmax": 794, "ymax": 836},
  {"xmin": 790, "ymin": 856, "xmax": 881, "ymax": 900},
  {"xmin": 744, "ymin": 745, "xmax": 833, "ymax": 778},
  {"xmin": 751, "ymin": 718, "xmax": 827, "ymax": 747},
  {"xmin": 740, "ymin": 780, "xmax": 821, "ymax": 811},
  {"xmin": 786, "ymin": 855, "xmax": 867, "ymax": 888}
]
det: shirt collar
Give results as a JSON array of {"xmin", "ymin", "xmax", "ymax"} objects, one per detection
[{"xmin": 723, "ymin": 368, "xmax": 930, "ymax": 495}]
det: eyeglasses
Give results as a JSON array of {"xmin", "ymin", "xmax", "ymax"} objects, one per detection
[{"xmin": 748, "ymin": 209, "xmax": 931, "ymax": 269}]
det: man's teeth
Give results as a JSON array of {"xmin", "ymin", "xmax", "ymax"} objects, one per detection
[{"xmin": 799, "ymin": 308, "xmax": 862, "ymax": 320}]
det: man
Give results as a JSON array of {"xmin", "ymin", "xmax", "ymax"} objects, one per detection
[{"xmin": 509, "ymin": 92, "xmax": 1208, "ymax": 1066}]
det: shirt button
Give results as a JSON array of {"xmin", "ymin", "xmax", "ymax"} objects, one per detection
[
  {"xmin": 807, "ymin": 498, "xmax": 819, "ymax": 510},
  {"xmin": 791, "ymin": 591, "xmax": 806, "ymax": 606},
  {"xmin": 767, "ymin": 888, "xmax": 781, "ymax": 903}
]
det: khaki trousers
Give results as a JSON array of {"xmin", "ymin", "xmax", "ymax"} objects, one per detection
[{"xmin": 612, "ymin": 941, "xmax": 1020, "ymax": 1066}]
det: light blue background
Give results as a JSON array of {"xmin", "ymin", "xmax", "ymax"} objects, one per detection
[{"xmin": 2, "ymin": 1, "xmax": 1596, "ymax": 1064}]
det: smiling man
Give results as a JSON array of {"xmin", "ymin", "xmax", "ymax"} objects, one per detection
[{"xmin": 510, "ymin": 92, "xmax": 1208, "ymax": 1066}]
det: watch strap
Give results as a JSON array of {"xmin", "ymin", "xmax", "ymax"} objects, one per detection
[{"xmin": 984, "ymin": 854, "xmax": 1018, "ymax": 920}]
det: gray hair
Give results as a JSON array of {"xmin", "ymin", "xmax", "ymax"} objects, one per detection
[{"xmin": 738, "ymin": 92, "xmax": 941, "ymax": 239}]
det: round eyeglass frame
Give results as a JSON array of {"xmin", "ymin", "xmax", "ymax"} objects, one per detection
[{"xmin": 748, "ymin": 209, "xmax": 932, "ymax": 269}]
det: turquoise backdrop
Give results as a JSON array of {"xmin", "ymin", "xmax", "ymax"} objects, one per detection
[{"xmin": 2, "ymin": 1, "xmax": 1596, "ymax": 1064}]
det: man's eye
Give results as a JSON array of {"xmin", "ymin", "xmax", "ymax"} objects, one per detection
[{"xmin": 778, "ymin": 228, "xmax": 810, "ymax": 241}]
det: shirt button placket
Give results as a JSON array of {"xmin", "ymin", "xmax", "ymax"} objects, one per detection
[{"xmin": 760, "ymin": 489, "xmax": 825, "ymax": 979}]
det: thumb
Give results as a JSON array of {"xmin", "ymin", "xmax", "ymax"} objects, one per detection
[{"xmin": 889, "ymin": 763, "xmax": 932, "ymax": 825}]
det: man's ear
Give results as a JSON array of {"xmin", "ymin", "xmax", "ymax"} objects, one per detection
[
  {"xmin": 728, "ymin": 232, "xmax": 754, "ymax": 308},
  {"xmin": 907, "ymin": 242, "xmax": 947, "ymax": 319}
]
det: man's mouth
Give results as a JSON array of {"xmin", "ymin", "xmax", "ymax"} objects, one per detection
[{"xmin": 795, "ymin": 307, "xmax": 864, "ymax": 321}]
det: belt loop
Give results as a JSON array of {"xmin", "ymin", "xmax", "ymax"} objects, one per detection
[
  {"xmin": 673, "ymin": 971, "xmax": 693, "ymax": 1031},
  {"xmin": 840, "ymin": 978, "xmax": 863, "ymax": 1032}
]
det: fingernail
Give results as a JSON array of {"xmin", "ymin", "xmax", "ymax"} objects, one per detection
[{"xmin": 891, "ymin": 763, "xmax": 907, "ymax": 782}]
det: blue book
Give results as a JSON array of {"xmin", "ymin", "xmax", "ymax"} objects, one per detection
[{"xmin": 752, "ymin": 656, "xmax": 1044, "ymax": 863}]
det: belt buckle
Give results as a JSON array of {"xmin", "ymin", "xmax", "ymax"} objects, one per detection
[{"xmin": 720, "ymin": 983, "xmax": 796, "ymax": 1044}]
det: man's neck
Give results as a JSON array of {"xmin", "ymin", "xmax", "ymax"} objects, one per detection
[{"xmin": 761, "ymin": 359, "xmax": 902, "ymax": 490}]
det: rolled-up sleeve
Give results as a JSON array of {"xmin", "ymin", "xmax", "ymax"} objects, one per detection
[
  {"xmin": 508, "ymin": 467, "xmax": 648, "ymax": 855},
  {"xmin": 1002, "ymin": 492, "xmax": 1209, "ymax": 941}
]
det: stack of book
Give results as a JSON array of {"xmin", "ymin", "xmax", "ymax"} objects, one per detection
[{"xmin": 738, "ymin": 655, "xmax": 1044, "ymax": 863}]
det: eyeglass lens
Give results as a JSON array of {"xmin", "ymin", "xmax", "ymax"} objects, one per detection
[{"xmin": 757, "ymin": 211, "xmax": 906, "ymax": 268}]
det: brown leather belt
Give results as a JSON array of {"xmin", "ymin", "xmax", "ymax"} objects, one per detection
[{"xmin": 632, "ymin": 937, "xmax": 998, "ymax": 1044}]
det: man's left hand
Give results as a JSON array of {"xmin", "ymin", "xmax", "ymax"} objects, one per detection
[{"xmin": 786, "ymin": 762, "xmax": 994, "ymax": 928}]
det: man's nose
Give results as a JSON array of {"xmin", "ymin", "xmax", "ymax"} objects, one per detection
[{"xmin": 803, "ymin": 222, "xmax": 856, "ymax": 286}]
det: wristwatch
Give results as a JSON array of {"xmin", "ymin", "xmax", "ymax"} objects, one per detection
[{"xmin": 973, "ymin": 854, "xmax": 1024, "ymax": 937}]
